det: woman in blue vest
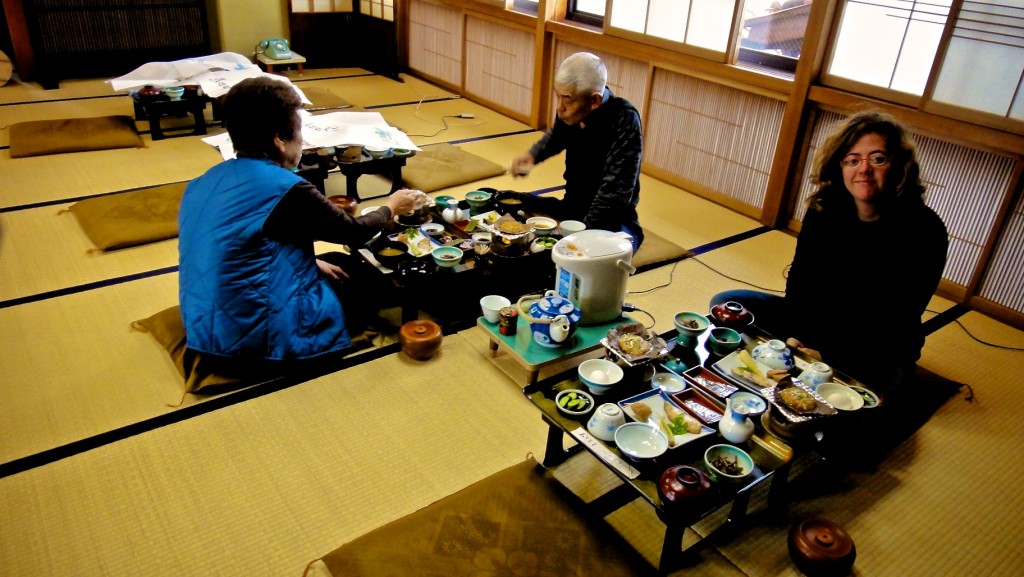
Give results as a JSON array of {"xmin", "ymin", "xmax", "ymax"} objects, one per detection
[{"xmin": 179, "ymin": 76, "xmax": 419, "ymax": 364}]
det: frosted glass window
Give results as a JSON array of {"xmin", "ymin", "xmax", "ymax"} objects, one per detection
[
  {"xmin": 610, "ymin": 0, "xmax": 650, "ymax": 33},
  {"xmin": 609, "ymin": 0, "xmax": 735, "ymax": 53},
  {"xmin": 828, "ymin": 0, "xmax": 950, "ymax": 95},
  {"xmin": 931, "ymin": 1, "xmax": 1024, "ymax": 120},
  {"xmin": 576, "ymin": 0, "xmax": 606, "ymax": 16}
]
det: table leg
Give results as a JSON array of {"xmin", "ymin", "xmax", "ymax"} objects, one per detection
[
  {"xmin": 487, "ymin": 339, "xmax": 499, "ymax": 358},
  {"xmin": 527, "ymin": 369, "xmax": 539, "ymax": 386},
  {"xmin": 541, "ymin": 422, "xmax": 569, "ymax": 468},
  {"xmin": 191, "ymin": 105, "xmax": 207, "ymax": 136},
  {"xmin": 659, "ymin": 523, "xmax": 687, "ymax": 573},
  {"xmin": 145, "ymin": 108, "xmax": 165, "ymax": 140},
  {"xmin": 389, "ymin": 167, "xmax": 404, "ymax": 192},
  {"xmin": 346, "ymin": 173, "xmax": 361, "ymax": 201}
]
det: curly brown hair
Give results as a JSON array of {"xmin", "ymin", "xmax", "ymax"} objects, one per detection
[
  {"xmin": 807, "ymin": 110, "xmax": 925, "ymax": 213},
  {"xmin": 222, "ymin": 76, "xmax": 302, "ymax": 160}
]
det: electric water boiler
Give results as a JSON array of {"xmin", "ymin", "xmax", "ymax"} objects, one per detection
[{"xmin": 551, "ymin": 229, "xmax": 636, "ymax": 325}]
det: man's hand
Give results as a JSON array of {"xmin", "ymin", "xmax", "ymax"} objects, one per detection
[
  {"xmin": 511, "ymin": 154, "xmax": 535, "ymax": 178},
  {"xmin": 316, "ymin": 259, "xmax": 348, "ymax": 281}
]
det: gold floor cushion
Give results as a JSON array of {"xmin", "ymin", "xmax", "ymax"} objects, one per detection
[
  {"xmin": 67, "ymin": 181, "xmax": 186, "ymax": 251},
  {"xmin": 311, "ymin": 458, "xmax": 639, "ymax": 577},
  {"xmin": 132, "ymin": 306, "xmax": 273, "ymax": 395},
  {"xmin": 402, "ymin": 143, "xmax": 507, "ymax": 193},
  {"xmin": 9, "ymin": 115, "xmax": 145, "ymax": 158},
  {"xmin": 633, "ymin": 231, "xmax": 692, "ymax": 271}
]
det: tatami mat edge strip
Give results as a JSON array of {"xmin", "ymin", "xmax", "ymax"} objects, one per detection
[
  {"xmin": 0, "ymin": 266, "xmax": 179, "ymax": 309},
  {"xmin": 922, "ymin": 303, "xmax": 969, "ymax": 333},
  {"xmin": 364, "ymin": 95, "xmax": 462, "ymax": 109},
  {"xmin": 0, "ymin": 341, "xmax": 404, "ymax": 479},
  {"xmin": 0, "ymin": 93, "xmax": 128, "ymax": 108}
]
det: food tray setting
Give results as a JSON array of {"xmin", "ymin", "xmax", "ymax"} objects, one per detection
[{"xmin": 617, "ymin": 389, "xmax": 714, "ymax": 449}]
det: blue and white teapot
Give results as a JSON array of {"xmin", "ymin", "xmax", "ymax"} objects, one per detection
[{"xmin": 517, "ymin": 290, "xmax": 581, "ymax": 347}]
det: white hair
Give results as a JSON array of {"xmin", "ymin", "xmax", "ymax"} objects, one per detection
[{"xmin": 554, "ymin": 52, "xmax": 607, "ymax": 96}]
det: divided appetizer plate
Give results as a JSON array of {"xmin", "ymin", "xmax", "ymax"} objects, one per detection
[
  {"xmin": 682, "ymin": 366, "xmax": 737, "ymax": 402},
  {"xmin": 388, "ymin": 227, "xmax": 442, "ymax": 257},
  {"xmin": 669, "ymin": 389, "xmax": 724, "ymax": 425},
  {"xmin": 712, "ymin": 350, "xmax": 777, "ymax": 392},
  {"xmin": 617, "ymin": 389, "xmax": 714, "ymax": 449}
]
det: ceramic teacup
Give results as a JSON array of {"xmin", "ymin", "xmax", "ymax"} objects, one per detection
[
  {"xmin": 797, "ymin": 361, "xmax": 833, "ymax": 390},
  {"xmin": 559, "ymin": 220, "xmax": 586, "ymax": 236},
  {"xmin": 586, "ymin": 403, "xmax": 625, "ymax": 442},
  {"xmin": 480, "ymin": 295, "xmax": 510, "ymax": 323}
]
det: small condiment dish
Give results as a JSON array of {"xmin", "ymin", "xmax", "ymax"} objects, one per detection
[
  {"xmin": 420, "ymin": 222, "xmax": 445, "ymax": 238},
  {"xmin": 464, "ymin": 190, "xmax": 492, "ymax": 209},
  {"xmin": 674, "ymin": 311, "xmax": 709, "ymax": 348},
  {"xmin": 430, "ymin": 245, "xmax": 462, "ymax": 268},
  {"xmin": 651, "ymin": 372, "xmax": 687, "ymax": 394},
  {"xmin": 555, "ymin": 389, "xmax": 594, "ymax": 418},
  {"xmin": 704, "ymin": 444, "xmax": 754, "ymax": 483},
  {"xmin": 364, "ymin": 145, "xmax": 390, "ymax": 158},
  {"xmin": 706, "ymin": 327, "xmax": 742, "ymax": 356}
]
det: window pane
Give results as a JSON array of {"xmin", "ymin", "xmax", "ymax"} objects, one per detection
[
  {"xmin": 576, "ymin": 0, "xmax": 606, "ymax": 16},
  {"xmin": 610, "ymin": 0, "xmax": 650, "ymax": 33},
  {"xmin": 609, "ymin": 0, "xmax": 734, "ymax": 52},
  {"xmin": 828, "ymin": 0, "xmax": 950, "ymax": 95},
  {"xmin": 647, "ymin": 0, "xmax": 691, "ymax": 44},
  {"xmin": 932, "ymin": 0, "xmax": 1024, "ymax": 120},
  {"xmin": 687, "ymin": 0, "xmax": 734, "ymax": 51}
]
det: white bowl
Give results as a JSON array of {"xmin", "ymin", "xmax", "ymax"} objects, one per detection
[
  {"xmin": 364, "ymin": 145, "xmax": 390, "ymax": 158},
  {"xmin": 559, "ymin": 219, "xmax": 586, "ymax": 236},
  {"xmin": 614, "ymin": 422, "xmax": 668, "ymax": 461},
  {"xmin": 420, "ymin": 222, "xmax": 445, "ymax": 238},
  {"xmin": 578, "ymin": 358, "xmax": 624, "ymax": 395},
  {"xmin": 480, "ymin": 294, "xmax": 511, "ymax": 323},
  {"xmin": 816, "ymin": 382, "xmax": 864, "ymax": 411},
  {"xmin": 360, "ymin": 206, "xmax": 382, "ymax": 216},
  {"xmin": 651, "ymin": 372, "xmax": 687, "ymax": 394},
  {"xmin": 526, "ymin": 216, "xmax": 557, "ymax": 235}
]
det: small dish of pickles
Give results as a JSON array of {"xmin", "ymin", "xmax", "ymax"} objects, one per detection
[
  {"xmin": 530, "ymin": 236, "xmax": 558, "ymax": 253},
  {"xmin": 555, "ymin": 388, "xmax": 594, "ymax": 418}
]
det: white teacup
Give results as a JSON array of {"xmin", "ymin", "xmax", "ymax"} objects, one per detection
[
  {"xmin": 480, "ymin": 295, "xmax": 511, "ymax": 323},
  {"xmin": 587, "ymin": 403, "xmax": 625, "ymax": 442},
  {"xmin": 797, "ymin": 361, "xmax": 833, "ymax": 390},
  {"xmin": 559, "ymin": 219, "xmax": 586, "ymax": 236}
]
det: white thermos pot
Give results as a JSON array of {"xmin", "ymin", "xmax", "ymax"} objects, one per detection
[{"xmin": 551, "ymin": 229, "xmax": 636, "ymax": 325}]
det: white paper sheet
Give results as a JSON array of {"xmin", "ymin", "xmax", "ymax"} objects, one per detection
[{"xmin": 201, "ymin": 111, "xmax": 420, "ymax": 161}]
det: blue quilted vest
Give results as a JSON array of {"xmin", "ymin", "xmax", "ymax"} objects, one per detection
[{"xmin": 179, "ymin": 158, "xmax": 351, "ymax": 360}]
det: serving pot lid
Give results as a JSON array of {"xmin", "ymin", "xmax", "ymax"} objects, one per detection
[
  {"xmin": 534, "ymin": 293, "xmax": 577, "ymax": 316},
  {"xmin": 788, "ymin": 516, "xmax": 856, "ymax": 568},
  {"xmin": 553, "ymin": 229, "xmax": 632, "ymax": 259}
]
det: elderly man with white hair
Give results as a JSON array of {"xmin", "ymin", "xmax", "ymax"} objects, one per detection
[{"xmin": 511, "ymin": 52, "xmax": 644, "ymax": 251}]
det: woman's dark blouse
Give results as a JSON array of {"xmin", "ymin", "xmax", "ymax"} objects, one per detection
[
  {"xmin": 262, "ymin": 180, "xmax": 391, "ymax": 244},
  {"xmin": 784, "ymin": 194, "xmax": 948, "ymax": 384}
]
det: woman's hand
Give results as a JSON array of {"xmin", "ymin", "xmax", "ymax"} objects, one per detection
[
  {"xmin": 511, "ymin": 154, "xmax": 535, "ymax": 178},
  {"xmin": 786, "ymin": 337, "xmax": 821, "ymax": 360},
  {"xmin": 316, "ymin": 259, "xmax": 348, "ymax": 280},
  {"xmin": 386, "ymin": 188, "xmax": 423, "ymax": 216}
]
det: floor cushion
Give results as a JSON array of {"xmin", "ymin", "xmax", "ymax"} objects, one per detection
[{"xmin": 9, "ymin": 115, "xmax": 145, "ymax": 158}]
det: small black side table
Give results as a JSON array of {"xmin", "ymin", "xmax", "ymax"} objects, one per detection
[
  {"xmin": 132, "ymin": 92, "xmax": 209, "ymax": 140},
  {"xmin": 336, "ymin": 152, "xmax": 413, "ymax": 201}
]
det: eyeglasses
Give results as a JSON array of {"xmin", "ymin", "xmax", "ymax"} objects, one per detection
[{"xmin": 840, "ymin": 153, "xmax": 889, "ymax": 169}]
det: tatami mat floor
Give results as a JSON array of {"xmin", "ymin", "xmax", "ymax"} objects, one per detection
[{"xmin": 1, "ymin": 68, "xmax": 1022, "ymax": 577}]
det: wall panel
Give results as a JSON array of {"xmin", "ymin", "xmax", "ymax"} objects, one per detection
[
  {"xmin": 979, "ymin": 192, "xmax": 1024, "ymax": 311},
  {"xmin": 644, "ymin": 70, "xmax": 785, "ymax": 210},
  {"xmin": 464, "ymin": 16, "xmax": 534, "ymax": 117},
  {"xmin": 408, "ymin": 0, "xmax": 463, "ymax": 87}
]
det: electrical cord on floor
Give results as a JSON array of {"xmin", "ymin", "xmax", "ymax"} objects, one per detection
[
  {"xmin": 626, "ymin": 256, "xmax": 785, "ymax": 296},
  {"xmin": 925, "ymin": 309, "xmax": 1024, "ymax": 351},
  {"xmin": 621, "ymin": 303, "xmax": 655, "ymax": 329}
]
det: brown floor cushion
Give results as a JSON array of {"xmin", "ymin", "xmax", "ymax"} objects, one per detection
[
  {"xmin": 67, "ymin": 182, "xmax": 186, "ymax": 251},
  {"xmin": 311, "ymin": 458, "xmax": 641, "ymax": 577},
  {"xmin": 402, "ymin": 143, "xmax": 507, "ymax": 193},
  {"xmin": 9, "ymin": 115, "xmax": 145, "ymax": 158}
]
